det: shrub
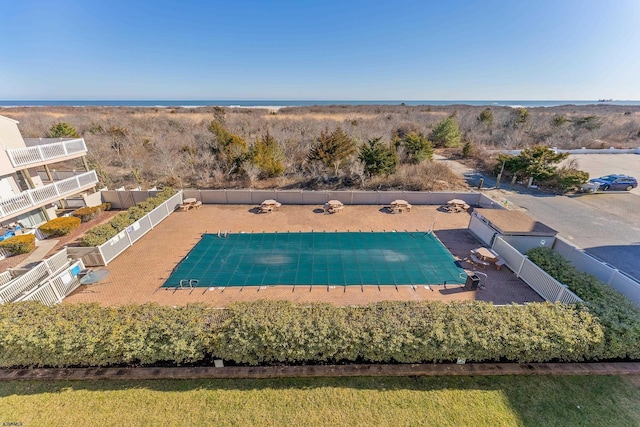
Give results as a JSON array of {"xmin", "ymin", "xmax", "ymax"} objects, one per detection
[
  {"xmin": 38, "ymin": 217, "xmax": 81, "ymax": 237},
  {"xmin": 0, "ymin": 302, "xmax": 217, "ymax": 367},
  {"xmin": 550, "ymin": 167, "xmax": 590, "ymax": 193},
  {"xmin": 0, "ymin": 234, "xmax": 36, "ymax": 255},
  {"xmin": 109, "ymin": 212, "xmax": 135, "ymax": 230},
  {"xmin": 527, "ymin": 247, "xmax": 640, "ymax": 360},
  {"xmin": 127, "ymin": 206, "xmax": 147, "ymax": 221},
  {"xmin": 0, "ymin": 300, "xmax": 603, "ymax": 368},
  {"xmin": 72, "ymin": 203, "xmax": 111, "ymax": 222},
  {"xmin": 80, "ymin": 189, "xmax": 176, "ymax": 247},
  {"xmin": 81, "ymin": 223, "xmax": 118, "ymax": 247},
  {"xmin": 135, "ymin": 201, "xmax": 153, "ymax": 212}
]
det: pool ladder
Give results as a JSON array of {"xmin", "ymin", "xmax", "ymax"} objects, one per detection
[{"xmin": 179, "ymin": 279, "xmax": 199, "ymax": 289}]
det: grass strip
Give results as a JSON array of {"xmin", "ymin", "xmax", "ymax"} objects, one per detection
[{"xmin": 1, "ymin": 375, "xmax": 639, "ymax": 426}]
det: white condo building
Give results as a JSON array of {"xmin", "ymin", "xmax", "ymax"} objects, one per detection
[{"xmin": 0, "ymin": 114, "xmax": 98, "ymax": 229}]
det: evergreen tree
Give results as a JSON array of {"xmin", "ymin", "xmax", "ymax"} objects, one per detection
[
  {"xmin": 358, "ymin": 137, "xmax": 398, "ymax": 177},
  {"xmin": 401, "ymin": 132, "xmax": 433, "ymax": 164},
  {"xmin": 477, "ymin": 108, "xmax": 494, "ymax": 127},
  {"xmin": 208, "ymin": 121, "xmax": 248, "ymax": 175},
  {"xmin": 551, "ymin": 114, "xmax": 568, "ymax": 127},
  {"xmin": 46, "ymin": 122, "xmax": 79, "ymax": 138},
  {"xmin": 495, "ymin": 146, "xmax": 569, "ymax": 181},
  {"xmin": 462, "ymin": 139, "xmax": 473, "ymax": 158},
  {"xmin": 513, "ymin": 107, "xmax": 529, "ymax": 126},
  {"xmin": 250, "ymin": 130, "xmax": 285, "ymax": 178},
  {"xmin": 307, "ymin": 127, "xmax": 356, "ymax": 175},
  {"xmin": 429, "ymin": 116, "xmax": 462, "ymax": 147}
]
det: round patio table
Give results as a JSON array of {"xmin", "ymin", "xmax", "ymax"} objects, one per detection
[{"xmin": 80, "ymin": 269, "xmax": 110, "ymax": 285}]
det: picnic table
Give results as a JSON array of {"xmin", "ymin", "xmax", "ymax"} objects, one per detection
[
  {"xmin": 178, "ymin": 198, "xmax": 202, "ymax": 211},
  {"xmin": 324, "ymin": 200, "xmax": 344, "ymax": 214},
  {"xmin": 472, "ymin": 247, "xmax": 498, "ymax": 262},
  {"xmin": 445, "ymin": 199, "xmax": 470, "ymax": 213},
  {"xmin": 260, "ymin": 199, "xmax": 281, "ymax": 213},
  {"xmin": 390, "ymin": 199, "xmax": 412, "ymax": 213},
  {"xmin": 470, "ymin": 247, "xmax": 506, "ymax": 270}
]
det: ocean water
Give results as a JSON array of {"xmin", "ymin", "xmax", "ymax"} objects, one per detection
[{"xmin": 1, "ymin": 100, "xmax": 639, "ymax": 108}]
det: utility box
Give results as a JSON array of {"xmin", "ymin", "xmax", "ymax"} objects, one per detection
[{"xmin": 464, "ymin": 274, "xmax": 480, "ymax": 291}]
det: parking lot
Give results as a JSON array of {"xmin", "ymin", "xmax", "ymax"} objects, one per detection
[
  {"xmin": 564, "ymin": 153, "xmax": 640, "ymax": 195},
  {"xmin": 500, "ymin": 153, "xmax": 640, "ymax": 281}
]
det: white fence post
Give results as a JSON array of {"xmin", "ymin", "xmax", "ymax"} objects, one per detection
[
  {"xmin": 607, "ymin": 269, "xmax": 618, "ymax": 286},
  {"xmin": 49, "ymin": 280, "xmax": 63, "ymax": 303},
  {"xmin": 98, "ymin": 245, "xmax": 108, "ymax": 266},
  {"xmin": 516, "ymin": 257, "xmax": 526, "ymax": 277}
]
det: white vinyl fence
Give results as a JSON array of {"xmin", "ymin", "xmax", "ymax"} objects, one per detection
[
  {"xmin": 468, "ymin": 213, "xmax": 497, "ymax": 247},
  {"xmin": 491, "ymin": 236, "xmax": 582, "ymax": 304},
  {"xmin": 0, "ymin": 249, "xmax": 77, "ymax": 304},
  {"xmin": 95, "ymin": 191, "xmax": 183, "ymax": 265},
  {"xmin": 176, "ymin": 189, "xmax": 496, "ymax": 207},
  {"xmin": 16, "ymin": 259, "xmax": 85, "ymax": 306},
  {"xmin": 0, "ymin": 271, "xmax": 12, "ymax": 287},
  {"xmin": 552, "ymin": 237, "xmax": 640, "ymax": 306}
]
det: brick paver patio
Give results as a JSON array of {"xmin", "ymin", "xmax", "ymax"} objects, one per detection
[{"xmin": 64, "ymin": 205, "xmax": 543, "ymax": 307}]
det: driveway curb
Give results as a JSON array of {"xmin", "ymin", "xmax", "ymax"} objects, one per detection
[{"xmin": 2, "ymin": 362, "xmax": 640, "ymax": 381}]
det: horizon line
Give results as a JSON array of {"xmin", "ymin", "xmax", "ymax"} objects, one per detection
[{"xmin": 1, "ymin": 98, "xmax": 637, "ymax": 102}]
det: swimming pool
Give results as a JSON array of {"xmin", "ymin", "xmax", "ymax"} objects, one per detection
[{"xmin": 163, "ymin": 231, "xmax": 466, "ymax": 288}]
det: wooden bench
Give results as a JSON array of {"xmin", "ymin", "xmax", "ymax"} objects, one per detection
[
  {"xmin": 495, "ymin": 259, "xmax": 506, "ymax": 271},
  {"xmin": 193, "ymin": 201, "xmax": 202, "ymax": 210}
]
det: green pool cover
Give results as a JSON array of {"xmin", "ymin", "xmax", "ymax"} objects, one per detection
[{"xmin": 163, "ymin": 231, "xmax": 466, "ymax": 288}]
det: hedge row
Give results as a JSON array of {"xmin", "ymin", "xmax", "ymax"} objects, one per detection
[
  {"xmin": 80, "ymin": 188, "xmax": 176, "ymax": 247},
  {"xmin": 38, "ymin": 217, "xmax": 81, "ymax": 237},
  {"xmin": 0, "ymin": 234, "xmax": 36, "ymax": 255},
  {"xmin": 71, "ymin": 203, "xmax": 111, "ymax": 222},
  {"xmin": 0, "ymin": 300, "xmax": 603, "ymax": 368},
  {"xmin": 527, "ymin": 247, "xmax": 640, "ymax": 360}
]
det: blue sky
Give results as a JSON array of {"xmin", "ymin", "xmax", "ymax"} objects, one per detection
[{"xmin": 1, "ymin": 0, "xmax": 639, "ymax": 100}]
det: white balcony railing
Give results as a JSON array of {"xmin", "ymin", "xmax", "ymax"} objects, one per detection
[
  {"xmin": 6, "ymin": 138, "xmax": 87, "ymax": 168},
  {"xmin": 0, "ymin": 170, "xmax": 98, "ymax": 220}
]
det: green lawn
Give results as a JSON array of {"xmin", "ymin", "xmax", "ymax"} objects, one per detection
[{"xmin": 1, "ymin": 376, "xmax": 639, "ymax": 426}]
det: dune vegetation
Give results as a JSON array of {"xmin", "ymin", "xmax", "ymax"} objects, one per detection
[{"xmin": 3, "ymin": 104, "xmax": 639, "ymax": 191}]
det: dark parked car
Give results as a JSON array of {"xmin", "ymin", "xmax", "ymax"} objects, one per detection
[{"xmin": 588, "ymin": 174, "xmax": 638, "ymax": 191}]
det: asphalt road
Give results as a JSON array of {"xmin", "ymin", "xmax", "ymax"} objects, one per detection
[
  {"xmin": 476, "ymin": 154, "xmax": 640, "ymax": 280},
  {"xmin": 448, "ymin": 153, "xmax": 640, "ymax": 281},
  {"xmin": 503, "ymin": 191, "xmax": 640, "ymax": 280}
]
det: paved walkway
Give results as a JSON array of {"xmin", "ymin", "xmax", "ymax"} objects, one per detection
[
  {"xmin": 14, "ymin": 239, "xmax": 59, "ymax": 269},
  {"xmin": 2, "ymin": 362, "xmax": 640, "ymax": 381}
]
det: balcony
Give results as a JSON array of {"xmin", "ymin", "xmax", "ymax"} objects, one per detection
[
  {"xmin": 6, "ymin": 139, "xmax": 87, "ymax": 170},
  {"xmin": 0, "ymin": 170, "xmax": 98, "ymax": 221}
]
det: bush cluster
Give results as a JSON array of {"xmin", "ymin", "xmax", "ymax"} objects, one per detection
[
  {"xmin": 0, "ymin": 300, "xmax": 603, "ymax": 368},
  {"xmin": 80, "ymin": 188, "xmax": 176, "ymax": 247},
  {"xmin": 0, "ymin": 234, "xmax": 36, "ymax": 255},
  {"xmin": 527, "ymin": 247, "xmax": 640, "ymax": 359},
  {"xmin": 71, "ymin": 203, "xmax": 111, "ymax": 222},
  {"xmin": 38, "ymin": 217, "xmax": 81, "ymax": 237}
]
